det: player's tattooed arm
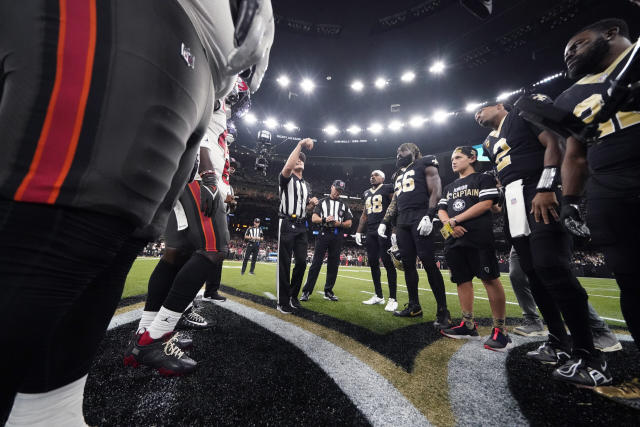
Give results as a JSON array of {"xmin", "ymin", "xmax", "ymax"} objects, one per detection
[
  {"xmin": 356, "ymin": 209, "xmax": 368, "ymax": 233},
  {"xmin": 425, "ymin": 166, "xmax": 442, "ymax": 215},
  {"xmin": 383, "ymin": 193, "xmax": 398, "ymax": 225}
]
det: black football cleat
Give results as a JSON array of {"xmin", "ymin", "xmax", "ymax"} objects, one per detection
[
  {"xmin": 394, "ymin": 303, "xmax": 423, "ymax": 318},
  {"xmin": 441, "ymin": 321, "xmax": 481, "ymax": 340},
  {"xmin": 300, "ymin": 292, "xmax": 310, "ymax": 301},
  {"xmin": 123, "ymin": 331, "xmax": 197, "ymax": 376},
  {"xmin": 526, "ymin": 334, "xmax": 571, "ymax": 365},
  {"xmin": 126, "ymin": 329, "xmax": 192, "ymax": 351},
  {"xmin": 202, "ymin": 291, "xmax": 227, "ymax": 302},
  {"xmin": 277, "ymin": 304, "xmax": 293, "ymax": 314},
  {"xmin": 433, "ymin": 308, "xmax": 452, "ymax": 329},
  {"xmin": 290, "ymin": 297, "xmax": 302, "ymax": 309},
  {"xmin": 553, "ymin": 349, "xmax": 613, "ymax": 388},
  {"xmin": 177, "ymin": 306, "xmax": 211, "ymax": 330},
  {"xmin": 324, "ymin": 291, "xmax": 339, "ymax": 301},
  {"xmin": 484, "ymin": 328, "xmax": 515, "ymax": 352}
]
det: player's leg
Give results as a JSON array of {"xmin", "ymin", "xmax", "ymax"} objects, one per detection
[
  {"xmin": 301, "ymin": 235, "xmax": 328, "ymax": 298},
  {"xmin": 365, "ymin": 232, "xmax": 384, "ymax": 301},
  {"xmin": 441, "ymin": 246, "xmax": 480, "ymax": 339},
  {"xmin": 413, "ymin": 225, "xmax": 450, "ymax": 327},
  {"xmin": 241, "ymin": 244, "xmax": 250, "ymax": 274},
  {"xmin": 277, "ymin": 219, "xmax": 295, "ymax": 312},
  {"xmin": 202, "ymin": 261, "xmax": 226, "ymax": 301},
  {"xmin": 394, "ymin": 225, "xmax": 422, "ymax": 317},
  {"xmin": 250, "ymin": 244, "xmax": 258, "ymax": 273},
  {"xmin": 289, "ymin": 228, "xmax": 309, "ymax": 306},
  {"xmin": 509, "ymin": 247, "xmax": 545, "ymax": 336},
  {"xmin": 379, "ymin": 233, "xmax": 398, "ymax": 311},
  {"xmin": 323, "ymin": 235, "xmax": 342, "ymax": 299}
]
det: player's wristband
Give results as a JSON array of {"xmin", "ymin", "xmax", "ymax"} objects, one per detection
[
  {"xmin": 563, "ymin": 195, "xmax": 581, "ymax": 205},
  {"xmin": 536, "ymin": 166, "xmax": 558, "ymax": 192},
  {"xmin": 426, "ymin": 207, "xmax": 437, "ymax": 219}
]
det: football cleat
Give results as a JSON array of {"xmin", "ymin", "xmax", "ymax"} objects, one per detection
[
  {"xmin": 277, "ymin": 304, "xmax": 293, "ymax": 314},
  {"xmin": 202, "ymin": 291, "xmax": 227, "ymax": 302},
  {"xmin": 552, "ymin": 349, "xmax": 613, "ymax": 388},
  {"xmin": 123, "ymin": 331, "xmax": 197, "ymax": 376},
  {"xmin": 384, "ymin": 298, "xmax": 398, "ymax": 312},
  {"xmin": 441, "ymin": 321, "xmax": 481, "ymax": 340},
  {"xmin": 394, "ymin": 303, "xmax": 423, "ymax": 318},
  {"xmin": 128, "ymin": 329, "xmax": 192, "ymax": 351},
  {"xmin": 513, "ymin": 318, "xmax": 546, "ymax": 337},
  {"xmin": 594, "ymin": 378, "xmax": 640, "ymax": 410},
  {"xmin": 526, "ymin": 335, "xmax": 571, "ymax": 365},
  {"xmin": 433, "ymin": 308, "xmax": 452, "ymax": 329},
  {"xmin": 177, "ymin": 306, "xmax": 211, "ymax": 330},
  {"xmin": 324, "ymin": 291, "xmax": 339, "ymax": 301},
  {"xmin": 484, "ymin": 328, "xmax": 514, "ymax": 352},
  {"xmin": 362, "ymin": 295, "xmax": 385, "ymax": 305},
  {"xmin": 300, "ymin": 291, "xmax": 310, "ymax": 302},
  {"xmin": 290, "ymin": 297, "xmax": 301, "ymax": 309}
]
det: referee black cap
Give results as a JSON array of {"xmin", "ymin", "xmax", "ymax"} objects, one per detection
[
  {"xmin": 254, "ymin": 217, "xmax": 261, "ymax": 223},
  {"xmin": 332, "ymin": 180, "xmax": 346, "ymax": 192}
]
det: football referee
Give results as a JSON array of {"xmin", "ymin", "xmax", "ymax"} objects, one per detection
[
  {"xmin": 300, "ymin": 180, "xmax": 353, "ymax": 302},
  {"xmin": 241, "ymin": 218, "xmax": 263, "ymax": 275},
  {"xmin": 276, "ymin": 138, "xmax": 318, "ymax": 314}
]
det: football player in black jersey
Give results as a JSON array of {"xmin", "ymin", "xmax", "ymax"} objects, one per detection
[
  {"xmin": 437, "ymin": 147, "xmax": 511, "ymax": 352},
  {"xmin": 556, "ymin": 19, "xmax": 640, "ymax": 357},
  {"xmin": 379, "ymin": 143, "xmax": 451, "ymax": 327},
  {"xmin": 476, "ymin": 98, "xmax": 611, "ymax": 387},
  {"xmin": 355, "ymin": 170, "xmax": 398, "ymax": 311}
]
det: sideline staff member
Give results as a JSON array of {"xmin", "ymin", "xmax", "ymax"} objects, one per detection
[
  {"xmin": 300, "ymin": 180, "xmax": 353, "ymax": 303},
  {"xmin": 242, "ymin": 218, "xmax": 263, "ymax": 275},
  {"xmin": 276, "ymin": 138, "xmax": 318, "ymax": 314}
]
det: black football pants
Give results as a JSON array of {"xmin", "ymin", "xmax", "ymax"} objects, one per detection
[
  {"xmin": 303, "ymin": 230, "xmax": 344, "ymax": 295},
  {"xmin": 242, "ymin": 242, "xmax": 259, "ymax": 274},
  {"xmin": 277, "ymin": 218, "xmax": 308, "ymax": 305},
  {"xmin": 0, "ymin": 200, "xmax": 139, "ymax": 418},
  {"xmin": 366, "ymin": 231, "xmax": 397, "ymax": 299}
]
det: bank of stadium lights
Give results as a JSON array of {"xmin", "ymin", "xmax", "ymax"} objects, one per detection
[
  {"xmin": 400, "ymin": 71, "xmax": 416, "ymax": 83},
  {"xmin": 374, "ymin": 77, "xmax": 388, "ymax": 89},
  {"xmin": 346, "ymin": 125, "xmax": 362, "ymax": 135},
  {"xmin": 496, "ymin": 88, "xmax": 523, "ymax": 101},
  {"xmin": 351, "ymin": 80, "xmax": 364, "ymax": 92},
  {"xmin": 263, "ymin": 117, "xmax": 278, "ymax": 129},
  {"xmin": 323, "ymin": 124, "xmax": 339, "ymax": 136},
  {"xmin": 244, "ymin": 112, "xmax": 257, "ymax": 124},
  {"xmin": 300, "ymin": 78, "xmax": 315, "ymax": 93},
  {"xmin": 388, "ymin": 120, "xmax": 403, "ymax": 131},
  {"xmin": 409, "ymin": 115, "xmax": 426, "ymax": 128},
  {"xmin": 283, "ymin": 121, "xmax": 298, "ymax": 132},
  {"xmin": 465, "ymin": 101, "xmax": 485, "ymax": 113},
  {"xmin": 532, "ymin": 72, "xmax": 565, "ymax": 87},
  {"xmin": 429, "ymin": 60, "xmax": 446, "ymax": 74},
  {"xmin": 368, "ymin": 122, "xmax": 384, "ymax": 134},
  {"xmin": 276, "ymin": 75, "xmax": 290, "ymax": 88},
  {"xmin": 432, "ymin": 109, "xmax": 451, "ymax": 124}
]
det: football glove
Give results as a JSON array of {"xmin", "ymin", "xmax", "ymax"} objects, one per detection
[
  {"xmin": 377, "ymin": 223, "xmax": 387, "ymax": 239},
  {"xmin": 355, "ymin": 232, "xmax": 363, "ymax": 246},
  {"xmin": 200, "ymin": 170, "xmax": 219, "ymax": 217},
  {"xmin": 417, "ymin": 215, "xmax": 433, "ymax": 236},
  {"xmin": 560, "ymin": 197, "xmax": 590, "ymax": 238}
]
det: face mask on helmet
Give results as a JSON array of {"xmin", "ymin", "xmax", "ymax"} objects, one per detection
[{"xmin": 226, "ymin": 76, "xmax": 251, "ymax": 121}]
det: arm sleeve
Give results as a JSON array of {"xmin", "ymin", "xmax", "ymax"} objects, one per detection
[
  {"xmin": 344, "ymin": 205, "xmax": 353, "ymax": 221},
  {"xmin": 478, "ymin": 174, "xmax": 501, "ymax": 202},
  {"xmin": 437, "ymin": 187, "xmax": 449, "ymax": 211},
  {"xmin": 279, "ymin": 173, "xmax": 291, "ymax": 188},
  {"xmin": 313, "ymin": 200, "xmax": 323, "ymax": 216}
]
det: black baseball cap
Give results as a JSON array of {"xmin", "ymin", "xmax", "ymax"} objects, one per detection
[
  {"xmin": 452, "ymin": 146, "xmax": 478, "ymax": 159},
  {"xmin": 332, "ymin": 180, "xmax": 346, "ymax": 192},
  {"xmin": 254, "ymin": 218, "xmax": 261, "ymax": 223}
]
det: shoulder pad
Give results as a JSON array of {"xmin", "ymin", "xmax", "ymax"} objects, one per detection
[{"xmin": 420, "ymin": 155, "xmax": 439, "ymax": 168}]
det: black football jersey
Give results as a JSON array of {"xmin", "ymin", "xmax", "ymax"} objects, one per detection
[
  {"xmin": 394, "ymin": 155, "xmax": 439, "ymax": 215},
  {"xmin": 482, "ymin": 106, "xmax": 545, "ymax": 187},
  {"xmin": 554, "ymin": 43, "xmax": 640, "ymax": 198},
  {"xmin": 363, "ymin": 183, "xmax": 394, "ymax": 232},
  {"xmin": 438, "ymin": 173, "xmax": 499, "ymax": 248}
]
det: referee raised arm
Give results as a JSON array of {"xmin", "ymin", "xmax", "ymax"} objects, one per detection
[{"xmin": 276, "ymin": 138, "xmax": 318, "ymax": 314}]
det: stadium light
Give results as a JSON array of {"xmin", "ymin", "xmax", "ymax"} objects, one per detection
[
  {"xmin": 374, "ymin": 77, "xmax": 388, "ymax": 89},
  {"xmin": 432, "ymin": 109, "xmax": 450, "ymax": 124},
  {"xmin": 351, "ymin": 80, "xmax": 364, "ymax": 92},
  {"xmin": 346, "ymin": 125, "xmax": 362, "ymax": 135},
  {"xmin": 388, "ymin": 120, "xmax": 403, "ymax": 131},
  {"xmin": 496, "ymin": 89, "xmax": 522, "ymax": 101},
  {"xmin": 323, "ymin": 124, "xmax": 339, "ymax": 136},
  {"xmin": 400, "ymin": 71, "xmax": 416, "ymax": 83},
  {"xmin": 300, "ymin": 78, "xmax": 316, "ymax": 93},
  {"xmin": 429, "ymin": 60, "xmax": 445, "ymax": 74},
  {"xmin": 264, "ymin": 117, "xmax": 279, "ymax": 129},
  {"xmin": 465, "ymin": 102, "xmax": 484, "ymax": 113},
  {"xmin": 368, "ymin": 122, "xmax": 384, "ymax": 134},
  {"xmin": 409, "ymin": 115, "xmax": 425, "ymax": 128},
  {"xmin": 276, "ymin": 75, "xmax": 290, "ymax": 88},
  {"xmin": 244, "ymin": 113, "xmax": 257, "ymax": 124},
  {"xmin": 283, "ymin": 121, "xmax": 298, "ymax": 131}
]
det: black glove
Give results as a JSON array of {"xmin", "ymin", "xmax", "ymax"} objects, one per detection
[
  {"xmin": 200, "ymin": 170, "xmax": 219, "ymax": 217},
  {"xmin": 560, "ymin": 196, "xmax": 590, "ymax": 238}
]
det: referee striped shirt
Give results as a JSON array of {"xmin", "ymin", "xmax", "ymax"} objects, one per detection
[
  {"xmin": 245, "ymin": 226, "xmax": 263, "ymax": 240},
  {"xmin": 279, "ymin": 173, "xmax": 310, "ymax": 218},
  {"xmin": 315, "ymin": 197, "xmax": 353, "ymax": 226}
]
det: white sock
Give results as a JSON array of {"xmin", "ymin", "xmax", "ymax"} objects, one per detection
[
  {"xmin": 7, "ymin": 375, "xmax": 88, "ymax": 427},
  {"xmin": 147, "ymin": 306, "xmax": 182, "ymax": 339},
  {"xmin": 137, "ymin": 311, "xmax": 158, "ymax": 334}
]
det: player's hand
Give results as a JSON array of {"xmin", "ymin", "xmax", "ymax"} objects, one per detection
[
  {"xmin": 417, "ymin": 215, "xmax": 433, "ymax": 236},
  {"xmin": 451, "ymin": 225, "xmax": 467, "ymax": 238},
  {"xmin": 560, "ymin": 203, "xmax": 590, "ymax": 238},
  {"xmin": 309, "ymin": 196, "xmax": 319, "ymax": 206},
  {"xmin": 377, "ymin": 223, "xmax": 387, "ymax": 239},
  {"xmin": 299, "ymin": 138, "xmax": 314, "ymax": 150},
  {"xmin": 355, "ymin": 232, "xmax": 363, "ymax": 246},
  {"xmin": 225, "ymin": 194, "xmax": 235, "ymax": 204},
  {"xmin": 390, "ymin": 233, "xmax": 397, "ymax": 246},
  {"xmin": 531, "ymin": 192, "xmax": 560, "ymax": 224},
  {"xmin": 200, "ymin": 171, "xmax": 219, "ymax": 217}
]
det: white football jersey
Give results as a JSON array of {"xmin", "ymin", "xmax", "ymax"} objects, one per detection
[{"xmin": 198, "ymin": 105, "xmax": 231, "ymax": 202}]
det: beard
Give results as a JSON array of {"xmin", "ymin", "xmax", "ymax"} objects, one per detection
[
  {"xmin": 396, "ymin": 154, "xmax": 413, "ymax": 168},
  {"xmin": 567, "ymin": 36, "xmax": 610, "ymax": 79}
]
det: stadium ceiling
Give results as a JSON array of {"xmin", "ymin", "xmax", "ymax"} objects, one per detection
[{"xmin": 239, "ymin": 0, "xmax": 640, "ymax": 158}]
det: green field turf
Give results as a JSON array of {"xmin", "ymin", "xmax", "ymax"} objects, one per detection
[{"xmin": 123, "ymin": 258, "xmax": 625, "ymax": 335}]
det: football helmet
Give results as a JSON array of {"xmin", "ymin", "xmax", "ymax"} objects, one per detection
[{"xmin": 387, "ymin": 245, "xmax": 403, "ymax": 271}]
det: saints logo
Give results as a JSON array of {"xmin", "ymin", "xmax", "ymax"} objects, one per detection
[{"xmin": 453, "ymin": 199, "xmax": 465, "ymax": 212}]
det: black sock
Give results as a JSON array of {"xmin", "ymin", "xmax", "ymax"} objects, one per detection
[
  {"xmin": 163, "ymin": 253, "xmax": 215, "ymax": 313},
  {"xmin": 144, "ymin": 259, "xmax": 181, "ymax": 312}
]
